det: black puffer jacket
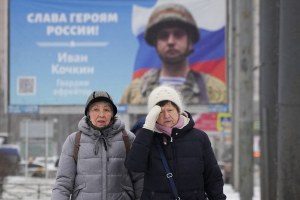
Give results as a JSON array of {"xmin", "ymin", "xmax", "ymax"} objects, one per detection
[{"xmin": 125, "ymin": 112, "xmax": 226, "ymax": 200}]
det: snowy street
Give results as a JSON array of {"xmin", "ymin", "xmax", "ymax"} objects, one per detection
[
  {"xmin": 1, "ymin": 177, "xmax": 261, "ymax": 200},
  {"xmin": 224, "ymin": 184, "xmax": 261, "ymax": 200}
]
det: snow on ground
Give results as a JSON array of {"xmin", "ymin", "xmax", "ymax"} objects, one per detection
[
  {"xmin": 224, "ymin": 184, "xmax": 261, "ymax": 200},
  {"xmin": 2, "ymin": 177, "xmax": 260, "ymax": 200}
]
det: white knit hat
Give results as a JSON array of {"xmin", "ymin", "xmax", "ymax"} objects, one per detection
[{"xmin": 147, "ymin": 85, "xmax": 183, "ymax": 113}]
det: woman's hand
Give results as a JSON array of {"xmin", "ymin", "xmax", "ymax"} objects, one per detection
[{"xmin": 143, "ymin": 105, "xmax": 161, "ymax": 131}]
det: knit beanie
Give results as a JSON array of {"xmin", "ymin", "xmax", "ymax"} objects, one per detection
[
  {"xmin": 147, "ymin": 85, "xmax": 183, "ymax": 113},
  {"xmin": 85, "ymin": 91, "xmax": 117, "ymax": 117}
]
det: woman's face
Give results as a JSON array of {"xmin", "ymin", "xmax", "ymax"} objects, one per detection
[
  {"xmin": 88, "ymin": 101, "xmax": 113, "ymax": 128},
  {"xmin": 157, "ymin": 102, "xmax": 179, "ymax": 128}
]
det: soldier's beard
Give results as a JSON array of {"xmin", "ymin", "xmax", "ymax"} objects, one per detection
[
  {"xmin": 159, "ymin": 53, "xmax": 186, "ymax": 65},
  {"xmin": 158, "ymin": 46, "xmax": 192, "ymax": 65}
]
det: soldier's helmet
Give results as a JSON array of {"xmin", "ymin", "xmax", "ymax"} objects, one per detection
[{"xmin": 144, "ymin": 3, "xmax": 200, "ymax": 46}]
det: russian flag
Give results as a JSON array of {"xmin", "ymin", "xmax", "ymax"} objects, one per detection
[{"xmin": 131, "ymin": 0, "xmax": 226, "ymax": 83}]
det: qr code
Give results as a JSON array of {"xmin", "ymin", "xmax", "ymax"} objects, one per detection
[{"xmin": 17, "ymin": 76, "xmax": 36, "ymax": 95}]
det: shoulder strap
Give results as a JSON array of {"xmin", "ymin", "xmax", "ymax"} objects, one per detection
[
  {"xmin": 122, "ymin": 129, "xmax": 130, "ymax": 154},
  {"xmin": 193, "ymin": 71, "xmax": 209, "ymax": 104},
  {"xmin": 74, "ymin": 131, "xmax": 81, "ymax": 163},
  {"xmin": 74, "ymin": 130, "xmax": 129, "ymax": 163}
]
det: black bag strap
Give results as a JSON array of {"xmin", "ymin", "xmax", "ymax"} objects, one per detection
[
  {"xmin": 155, "ymin": 137, "xmax": 181, "ymax": 200},
  {"xmin": 73, "ymin": 131, "xmax": 81, "ymax": 163}
]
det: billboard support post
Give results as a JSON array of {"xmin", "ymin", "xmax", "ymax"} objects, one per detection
[{"xmin": 24, "ymin": 119, "xmax": 29, "ymax": 178}]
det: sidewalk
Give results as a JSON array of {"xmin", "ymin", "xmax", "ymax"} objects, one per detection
[
  {"xmin": 3, "ymin": 176, "xmax": 261, "ymax": 200},
  {"xmin": 224, "ymin": 184, "xmax": 261, "ymax": 200}
]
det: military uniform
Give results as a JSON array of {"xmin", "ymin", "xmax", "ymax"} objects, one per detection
[
  {"xmin": 120, "ymin": 69, "xmax": 227, "ymax": 105},
  {"xmin": 121, "ymin": 3, "xmax": 227, "ymax": 106}
]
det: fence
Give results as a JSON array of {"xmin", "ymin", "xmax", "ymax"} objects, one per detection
[{"xmin": 0, "ymin": 177, "xmax": 54, "ymax": 200}]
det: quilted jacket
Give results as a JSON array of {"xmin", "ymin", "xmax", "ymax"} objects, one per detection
[{"xmin": 52, "ymin": 116, "xmax": 143, "ymax": 200}]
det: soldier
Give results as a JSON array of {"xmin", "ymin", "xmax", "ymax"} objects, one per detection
[{"xmin": 121, "ymin": 3, "xmax": 227, "ymax": 105}]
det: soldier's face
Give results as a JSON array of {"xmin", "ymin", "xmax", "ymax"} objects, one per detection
[{"xmin": 155, "ymin": 26, "xmax": 191, "ymax": 64}]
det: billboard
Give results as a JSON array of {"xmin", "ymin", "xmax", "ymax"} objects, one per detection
[{"xmin": 9, "ymin": 0, "xmax": 226, "ymax": 107}]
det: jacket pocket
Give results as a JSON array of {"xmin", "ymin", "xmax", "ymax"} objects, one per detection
[
  {"xmin": 71, "ymin": 183, "xmax": 86, "ymax": 200},
  {"xmin": 121, "ymin": 184, "xmax": 134, "ymax": 200},
  {"xmin": 120, "ymin": 172, "xmax": 134, "ymax": 200}
]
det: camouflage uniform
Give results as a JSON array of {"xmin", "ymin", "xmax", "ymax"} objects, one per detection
[
  {"xmin": 120, "ymin": 69, "xmax": 227, "ymax": 105},
  {"xmin": 120, "ymin": 4, "xmax": 227, "ymax": 105}
]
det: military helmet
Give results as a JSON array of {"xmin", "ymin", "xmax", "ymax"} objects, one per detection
[
  {"xmin": 144, "ymin": 3, "xmax": 200, "ymax": 46},
  {"xmin": 85, "ymin": 91, "xmax": 117, "ymax": 117}
]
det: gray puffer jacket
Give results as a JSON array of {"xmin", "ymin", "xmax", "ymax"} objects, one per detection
[{"xmin": 52, "ymin": 116, "xmax": 143, "ymax": 200}]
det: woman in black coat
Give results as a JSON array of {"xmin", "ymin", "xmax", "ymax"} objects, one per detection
[{"xmin": 125, "ymin": 86, "xmax": 226, "ymax": 200}]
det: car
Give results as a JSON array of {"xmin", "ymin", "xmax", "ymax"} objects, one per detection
[
  {"xmin": 18, "ymin": 156, "xmax": 58, "ymax": 178},
  {"xmin": 0, "ymin": 145, "xmax": 20, "ymax": 176}
]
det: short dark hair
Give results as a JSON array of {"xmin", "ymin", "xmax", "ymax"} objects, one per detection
[{"xmin": 157, "ymin": 100, "xmax": 180, "ymax": 112}]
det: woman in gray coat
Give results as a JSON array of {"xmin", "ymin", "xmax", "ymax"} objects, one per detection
[{"xmin": 52, "ymin": 91, "xmax": 143, "ymax": 200}]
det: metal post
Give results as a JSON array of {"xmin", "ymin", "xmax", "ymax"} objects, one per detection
[
  {"xmin": 277, "ymin": 0, "xmax": 300, "ymax": 199},
  {"xmin": 37, "ymin": 184, "xmax": 40, "ymax": 199},
  {"xmin": 25, "ymin": 120, "xmax": 29, "ymax": 177},
  {"xmin": 259, "ymin": 0, "xmax": 280, "ymax": 199},
  {"xmin": 0, "ymin": 0, "xmax": 9, "ymax": 134},
  {"xmin": 45, "ymin": 120, "xmax": 49, "ymax": 179}
]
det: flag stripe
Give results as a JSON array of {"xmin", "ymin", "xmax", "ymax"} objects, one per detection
[{"xmin": 132, "ymin": 27, "xmax": 225, "ymax": 82}]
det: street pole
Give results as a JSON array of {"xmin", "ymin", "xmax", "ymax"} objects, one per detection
[
  {"xmin": 227, "ymin": 0, "xmax": 240, "ymax": 190},
  {"xmin": 259, "ymin": 0, "xmax": 280, "ymax": 199},
  {"xmin": 25, "ymin": 120, "xmax": 29, "ymax": 178},
  {"xmin": 45, "ymin": 120, "xmax": 49, "ymax": 179},
  {"xmin": 0, "ymin": 0, "xmax": 8, "ymax": 134},
  {"xmin": 277, "ymin": 0, "xmax": 300, "ymax": 199},
  {"xmin": 230, "ymin": 1, "xmax": 255, "ymax": 199}
]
